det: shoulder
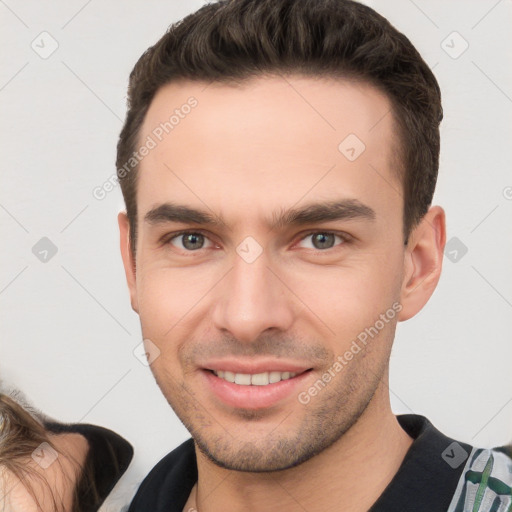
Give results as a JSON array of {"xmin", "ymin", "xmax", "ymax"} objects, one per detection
[
  {"xmin": 45, "ymin": 421, "xmax": 134, "ymax": 510},
  {"xmin": 373, "ymin": 415, "xmax": 511, "ymax": 512},
  {"xmin": 447, "ymin": 445, "xmax": 512, "ymax": 512},
  {"xmin": 128, "ymin": 438, "xmax": 197, "ymax": 512},
  {"xmin": 45, "ymin": 421, "xmax": 134, "ymax": 474}
]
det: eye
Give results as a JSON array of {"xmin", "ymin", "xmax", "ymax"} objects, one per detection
[
  {"xmin": 168, "ymin": 231, "xmax": 215, "ymax": 251},
  {"xmin": 296, "ymin": 232, "xmax": 348, "ymax": 250}
]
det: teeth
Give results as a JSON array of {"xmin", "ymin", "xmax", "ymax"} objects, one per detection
[
  {"xmin": 213, "ymin": 370, "xmax": 297, "ymax": 385},
  {"xmin": 224, "ymin": 371, "xmax": 235, "ymax": 383},
  {"xmin": 234, "ymin": 373, "xmax": 251, "ymax": 385},
  {"xmin": 251, "ymin": 372, "xmax": 269, "ymax": 386},
  {"xmin": 269, "ymin": 371, "xmax": 282, "ymax": 383}
]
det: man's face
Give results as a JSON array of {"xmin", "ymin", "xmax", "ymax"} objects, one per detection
[{"xmin": 123, "ymin": 75, "xmax": 409, "ymax": 471}]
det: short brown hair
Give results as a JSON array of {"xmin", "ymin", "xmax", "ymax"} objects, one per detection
[{"xmin": 116, "ymin": 0, "xmax": 442, "ymax": 252}]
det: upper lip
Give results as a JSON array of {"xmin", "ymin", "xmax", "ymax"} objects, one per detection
[{"xmin": 201, "ymin": 358, "xmax": 312, "ymax": 374}]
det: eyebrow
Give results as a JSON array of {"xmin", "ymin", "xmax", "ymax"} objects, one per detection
[{"xmin": 144, "ymin": 199, "xmax": 376, "ymax": 231}]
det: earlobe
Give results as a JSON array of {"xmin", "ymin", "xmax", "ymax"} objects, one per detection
[
  {"xmin": 398, "ymin": 206, "xmax": 446, "ymax": 321},
  {"xmin": 118, "ymin": 212, "xmax": 139, "ymax": 313}
]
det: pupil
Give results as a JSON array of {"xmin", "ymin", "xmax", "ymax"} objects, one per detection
[
  {"xmin": 314, "ymin": 233, "xmax": 334, "ymax": 249},
  {"xmin": 184, "ymin": 233, "xmax": 203, "ymax": 250}
]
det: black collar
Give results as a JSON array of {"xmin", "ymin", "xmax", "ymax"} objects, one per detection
[
  {"xmin": 44, "ymin": 421, "xmax": 134, "ymax": 511},
  {"xmin": 369, "ymin": 414, "xmax": 472, "ymax": 511}
]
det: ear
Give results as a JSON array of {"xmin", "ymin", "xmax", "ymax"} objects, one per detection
[
  {"xmin": 398, "ymin": 206, "xmax": 446, "ymax": 321},
  {"xmin": 118, "ymin": 212, "xmax": 139, "ymax": 313}
]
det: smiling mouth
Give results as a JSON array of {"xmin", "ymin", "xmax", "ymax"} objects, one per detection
[{"xmin": 209, "ymin": 369, "xmax": 311, "ymax": 386}]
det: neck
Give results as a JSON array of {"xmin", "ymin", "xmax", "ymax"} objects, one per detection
[{"xmin": 188, "ymin": 383, "xmax": 413, "ymax": 512}]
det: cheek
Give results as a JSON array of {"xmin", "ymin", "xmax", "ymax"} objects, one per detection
[
  {"xmin": 135, "ymin": 263, "xmax": 215, "ymax": 344},
  {"xmin": 135, "ymin": 271, "xmax": 189, "ymax": 381},
  {"xmin": 281, "ymin": 251, "xmax": 403, "ymax": 342}
]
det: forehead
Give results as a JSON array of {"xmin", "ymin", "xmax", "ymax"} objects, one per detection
[{"xmin": 136, "ymin": 75, "xmax": 400, "ymax": 224}]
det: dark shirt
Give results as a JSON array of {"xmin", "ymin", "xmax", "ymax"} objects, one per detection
[
  {"xmin": 44, "ymin": 421, "xmax": 134, "ymax": 512},
  {"xmin": 127, "ymin": 414, "xmax": 512, "ymax": 511}
]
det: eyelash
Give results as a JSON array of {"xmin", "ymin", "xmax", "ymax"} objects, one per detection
[{"xmin": 162, "ymin": 229, "xmax": 351, "ymax": 253}]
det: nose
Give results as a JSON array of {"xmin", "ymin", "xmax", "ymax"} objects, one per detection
[{"xmin": 211, "ymin": 250, "xmax": 295, "ymax": 344}]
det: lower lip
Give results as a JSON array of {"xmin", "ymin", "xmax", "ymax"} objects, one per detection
[{"xmin": 202, "ymin": 370, "xmax": 311, "ymax": 410}]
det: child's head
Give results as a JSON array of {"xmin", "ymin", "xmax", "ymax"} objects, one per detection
[{"xmin": 0, "ymin": 389, "xmax": 94, "ymax": 511}]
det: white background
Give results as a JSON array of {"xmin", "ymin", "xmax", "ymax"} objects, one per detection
[{"xmin": 1, "ymin": 0, "xmax": 511, "ymax": 508}]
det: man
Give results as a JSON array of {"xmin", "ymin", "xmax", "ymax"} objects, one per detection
[{"xmin": 116, "ymin": 0, "xmax": 512, "ymax": 510}]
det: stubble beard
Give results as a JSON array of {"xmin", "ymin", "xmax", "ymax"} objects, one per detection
[{"xmin": 167, "ymin": 358, "xmax": 387, "ymax": 473}]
